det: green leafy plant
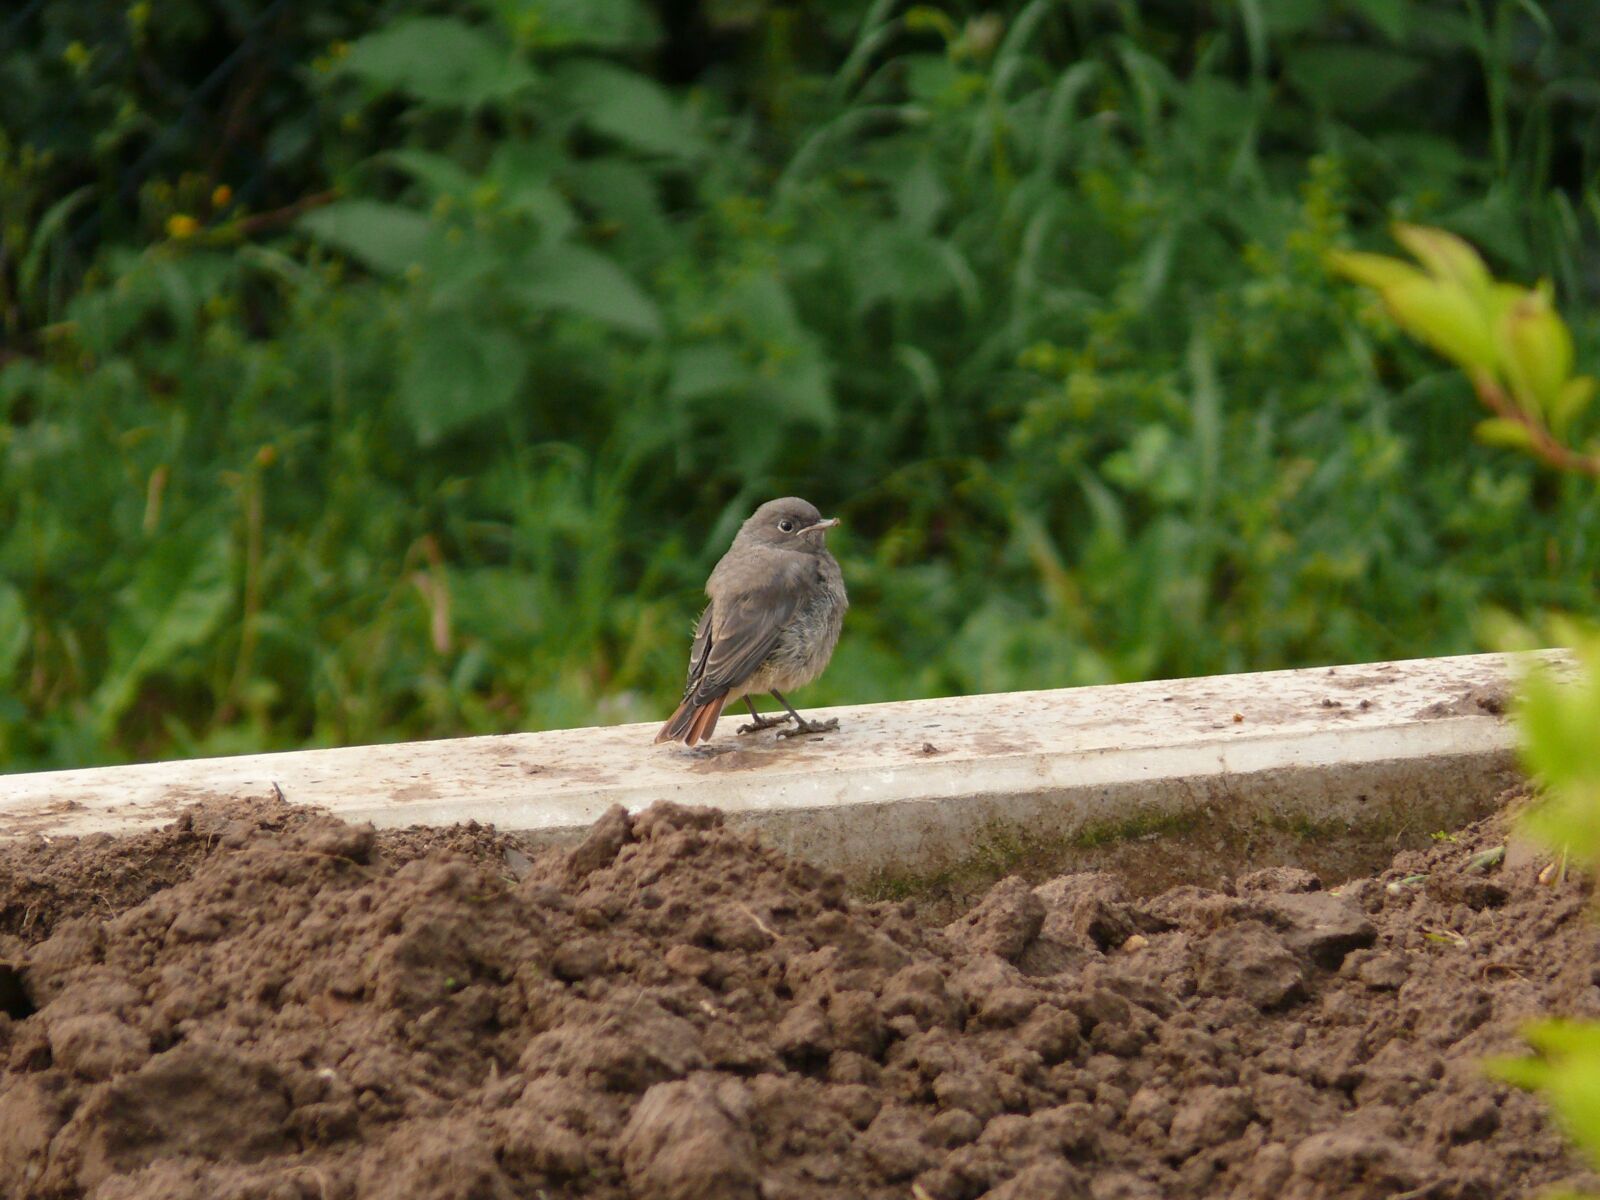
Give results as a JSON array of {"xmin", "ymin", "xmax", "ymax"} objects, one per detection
[
  {"xmin": 1329, "ymin": 225, "xmax": 1599, "ymax": 476},
  {"xmin": 1515, "ymin": 625, "xmax": 1600, "ymax": 875},
  {"xmin": 3, "ymin": 2, "xmax": 1599, "ymax": 768},
  {"xmin": 1479, "ymin": 491, "xmax": 1600, "ymax": 1191},
  {"xmin": 1334, "ymin": 223, "xmax": 1600, "ymax": 1189}
]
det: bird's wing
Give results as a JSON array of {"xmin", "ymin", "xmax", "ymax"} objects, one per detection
[
  {"xmin": 681, "ymin": 560, "xmax": 806, "ymax": 704},
  {"xmin": 684, "ymin": 603, "xmax": 715, "ymax": 686}
]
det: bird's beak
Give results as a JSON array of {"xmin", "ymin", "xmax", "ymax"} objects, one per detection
[{"xmin": 800, "ymin": 517, "xmax": 839, "ymax": 535}]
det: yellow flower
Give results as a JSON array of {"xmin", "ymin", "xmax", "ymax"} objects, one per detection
[
  {"xmin": 166, "ymin": 214, "xmax": 199, "ymax": 240},
  {"xmin": 211, "ymin": 184, "xmax": 232, "ymax": 208}
]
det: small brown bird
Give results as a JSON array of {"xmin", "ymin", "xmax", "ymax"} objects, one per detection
[{"xmin": 655, "ymin": 497, "xmax": 848, "ymax": 747}]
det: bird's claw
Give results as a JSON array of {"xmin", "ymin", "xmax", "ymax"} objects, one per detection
[
  {"xmin": 776, "ymin": 717, "xmax": 839, "ymax": 739},
  {"xmin": 737, "ymin": 713, "xmax": 794, "ymax": 734}
]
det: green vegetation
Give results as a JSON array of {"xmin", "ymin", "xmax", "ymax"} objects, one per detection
[
  {"xmin": 1330, "ymin": 222, "xmax": 1600, "ymax": 475},
  {"xmin": 2, "ymin": 0, "xmax": 1598, "ymax": 768},
  {"xmin": 1334, "ymin": 221, "xmax": 1600, "ymax": 1195}
]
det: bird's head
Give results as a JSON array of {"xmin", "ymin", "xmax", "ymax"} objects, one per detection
[{"xmin": 738, "ymin": 497, "xmax": 839, "ymax": 552}]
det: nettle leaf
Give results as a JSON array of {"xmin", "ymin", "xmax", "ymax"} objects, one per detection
[
  {"xmin": 668, "ymin": 343, "xmax": 756, "ymax": 403},
  {"xmin": 565, "ymin": 159, "xmax": 669, "ymax": 250},
  {"xmin": 300, "ymin": 201, "xmax": 437, "ymax": 276},
  {"xmin": 551, "ymin": 58, "xmax": 704, "ymax": 158},
  {"xmin": 338, "ymin": 17, "xmax": 537, "ymax": 107},
  {"xmin": 489, "ymin": 142, "xmax": 578, "ymax": 236},
  {"xmin": 400, "ymin": 310, "xmax": 530, "ymax": 445},
  {"xmin": 728, "ymin": 272, "xmax": 803, "ymax": 342},
  {"xmin": 383, "ymin": 149, "xmax": 478, "ymax": 199},
  {"xmin": 92, "ymin": 530, "xmax": 235, "ymax": 735},
  {"xmin": 668, "ymin": 340, "xmax": 833, "ymax": 427},
  {"xmin": 513, "ymin": 243, "xmax": 662, "ymax": 337},
  {"xmin": 764, "ymin": 349, "xmax": 835, "ymax": 428}
]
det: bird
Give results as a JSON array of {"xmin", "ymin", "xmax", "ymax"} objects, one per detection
[{"xmin": 655, "ymin": 497, "xmax": 848, "ymax": 747}]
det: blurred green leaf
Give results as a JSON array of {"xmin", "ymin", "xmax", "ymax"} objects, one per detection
[
  {"xmin": 91, "ymin": 531, "xmax": 235, "ymax": 735},
  {"xmin": 1527, "ymin": 1020, "xmax": 1600, "ymax": 1060},
  {"xmin": 1260, "ymin": 0, "xmax": 1328, "ymax": 36},
  {"xmin": 1474, "ymin": 417, "xmax": 1536, "ymax": 451},
  {"xmin": 384, "ymin": 149, "xmax": 477, "ymax": 199},
  {"xmin": 1346, "ymin": 0, "xmax": 1410, "ymax": 42},
  {"xmin": 400, "ymin": 310, "xmax": 529, "ymax": 445},
  {"xmin": 1383, "ymin": 277, "xmax": 1496, "ymax": 370},
  {"xmin": 668, "ymin": 343, "xmax": 755, "ymax": 404},
  {"xmin": 853, "ymin": 227, "xmax": 961, "ymax": 312},
  {"xmin": 489, "ymin": 0, "xmax": 660, "ymax": 49},
  {"xmin": 1326, "ymin": 249, "xmax": 1427, "ymax": 292},
  {"xmin": 19, "ymin": 185, "xmax": 93, "ymax": 299},
  {"xmin": 299, "ymin": 201, "xmax": 436, "ymax": 275},
  {"xmin": 766, "ymin": 350, "xmax": 836, "ymax": 428},
  {"xmin": 1103, "ymin": 425, "xmax": 1195, "ymax": 504},
  {"xmin": 1553, "ymin": 377, "xmax": 1597, "ymax": 433},
  {"xmin": 0, "ymin": 583, "xmax": 28, "ymax": 681},
  {"xmin": 514, "ymin": 243, "xmax": 662, "ymax": 337},
  {"xmin": 488, "ymin": 142, "xmax": 577, "ymax": 236},
  {"xmin": 564, "ymin": 160, "xmax": 669, "ymax": 254},
  {"xmin": 552, "ymin": 59, "xmax": 704, "ymax": 158},
  {"xmin": 337, "ymin": 17, "xmax": 537, "ymax": 107},
  {"xmin": 729, "ymin": 273, "xmax": 805, "ymax": 343},
  {"xmin": 903, "ymin": 54, "xmax": 965, "ymax": 105},
  {"xmin": 1182, "ymin": 76, "xmax": 1255, "ymax": 146},
  {"xmin": 893, "ymin": 156, "xmax": 949, "ymax": 235},
  {"xmin": 1497, "ymin": 286, "xmax": 1574, "ymax": 414},
  {"xmin": 1393, "ymin": 224, "xmax": 1493, "ymax": 302},
  {"xmin": 1283, "ymin": 44, "xmax": 1425, "ymax": 115},
  {"xmin": 1516, "ymin": 637, "xmax": 1600, "ymax": 868},
  {"xmin": 1489, "ymin": 1019, "xmax": 1600, "ymax": 1172}
]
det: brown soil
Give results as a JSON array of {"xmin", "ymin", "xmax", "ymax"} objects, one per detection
[{"xmin": 1, "ymin": 795, "xmax": 1597, "ymax": 1200}]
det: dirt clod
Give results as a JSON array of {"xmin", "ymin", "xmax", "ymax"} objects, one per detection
[{"xmin": 0, "ymin": 794, "xmax": 1595, "ymax": 1198}]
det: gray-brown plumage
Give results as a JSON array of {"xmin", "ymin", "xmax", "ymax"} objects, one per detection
[{"xmin": 655, "ymin": 497, "xmax": 848, "ymax": 747}]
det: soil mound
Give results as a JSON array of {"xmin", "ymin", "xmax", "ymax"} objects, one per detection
[{"xmin": 0, "ymin": 796, "xmax": 1596, "ymax": 1198}]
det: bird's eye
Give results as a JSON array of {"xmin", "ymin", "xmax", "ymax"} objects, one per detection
[{"xmin": 778, "ymin": 519, "xmax": 795, "ymax": 533}]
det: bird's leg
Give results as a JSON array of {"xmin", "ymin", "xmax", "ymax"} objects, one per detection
[
  {"xmin": 736, "ymin": 696, "xmax": 794, "ymax": 734},
  {"xmin": 771, "ymin": 690, "xmax": 839, "ymax": 738}
]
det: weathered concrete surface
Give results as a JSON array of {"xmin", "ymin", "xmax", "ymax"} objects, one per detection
[{"xmin": 0, "ymin": 653, "xmax": 1557, "ymax": 887}]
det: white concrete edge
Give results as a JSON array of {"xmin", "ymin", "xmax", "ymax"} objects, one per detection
[{"xmin": 0, "ymin": 651, "xmax": 1564, "ymax": 878}]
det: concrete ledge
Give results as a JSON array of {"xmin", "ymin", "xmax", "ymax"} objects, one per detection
[{"xmin": 0, "ymin": 652, "xmax": 1558, "ymax": 889}]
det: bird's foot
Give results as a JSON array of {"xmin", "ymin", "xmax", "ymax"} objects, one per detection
[
  {"xmin": 776, "ymin": 717, "xmax": 839, "ymax": 739},
  {"xmin": 737, "ymin": 712, "xmax": 794, "ymax": 735}
]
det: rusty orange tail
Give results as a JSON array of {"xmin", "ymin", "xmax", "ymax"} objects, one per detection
[{"xmin": 654, "ymin": 694, "xmax": 727, "ymax": 746}]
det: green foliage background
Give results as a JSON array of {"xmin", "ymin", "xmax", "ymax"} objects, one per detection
[{"xmin": 2, "ymin": 0, "xmax": 1598, "ymax": 768}]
